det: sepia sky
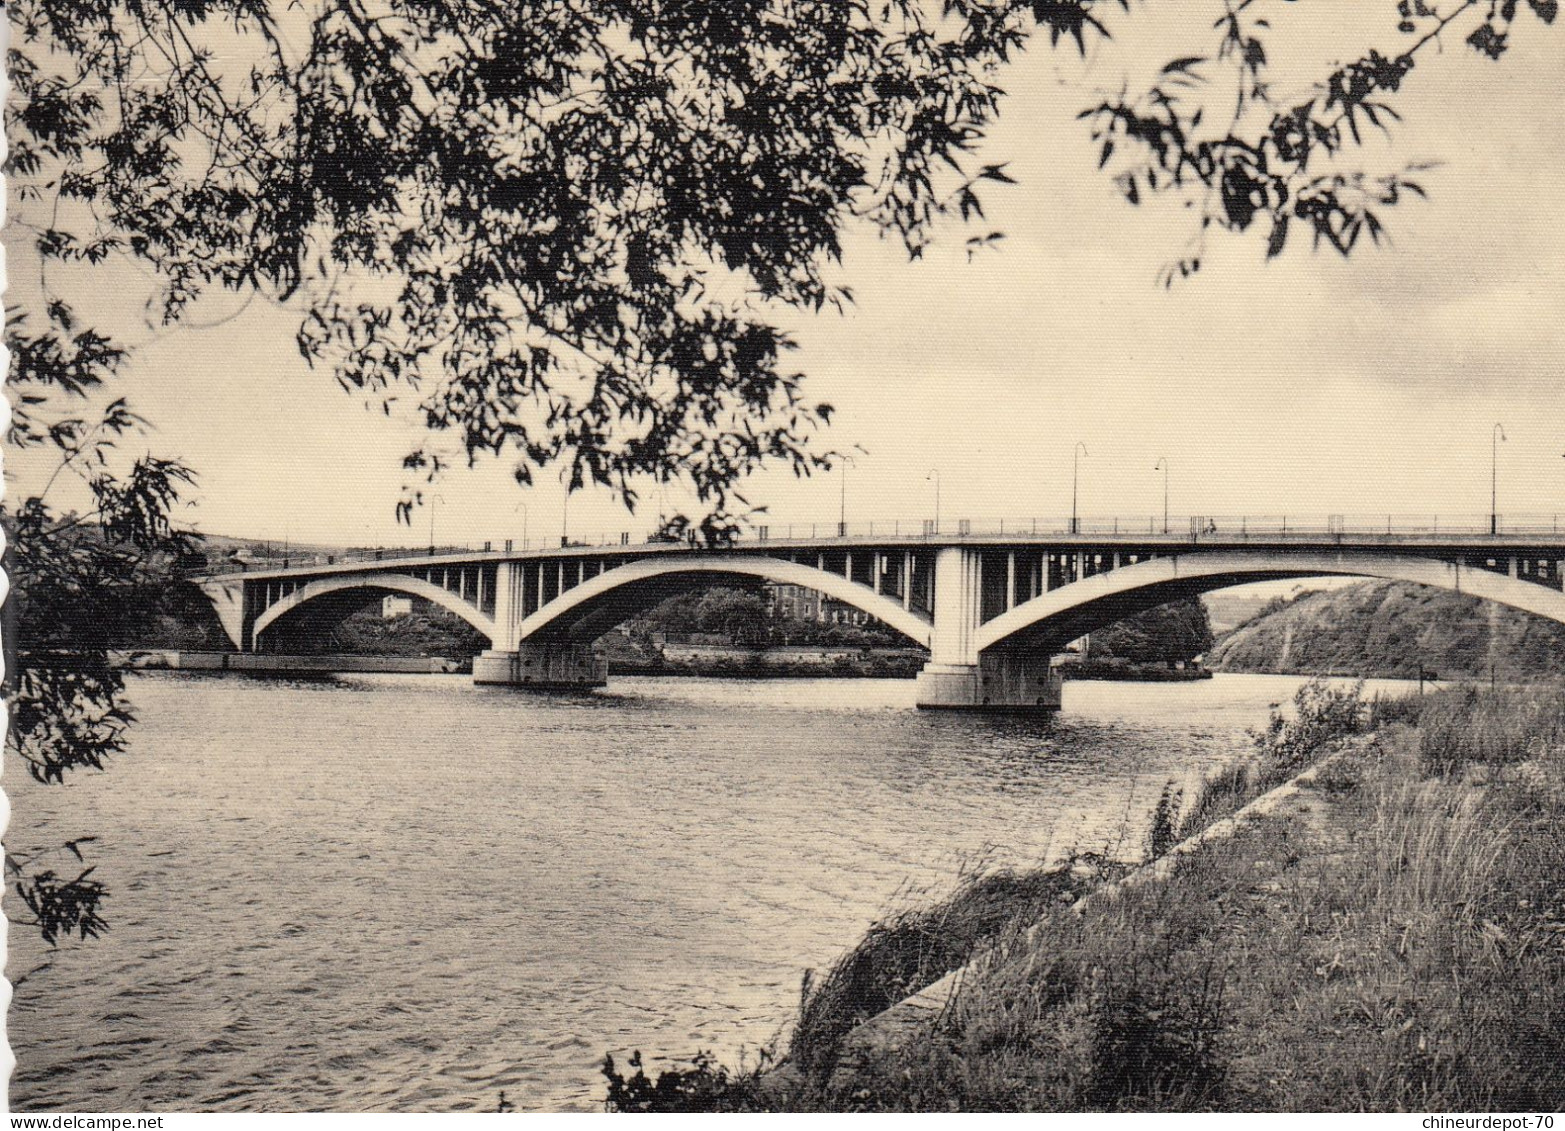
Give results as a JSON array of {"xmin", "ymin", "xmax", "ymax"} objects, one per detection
[{"xmin": 6, "ymin": 3, "xmax": 1563, "ymax": 550}]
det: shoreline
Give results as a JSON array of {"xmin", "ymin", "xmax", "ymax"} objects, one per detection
[
  {"xmin": 111, "ymin": 646, "xmax": 1213, "ymax": 683},
  {"xmin": 605, "ymin": 680, "xmax": 1565, "ymax": 1112}
]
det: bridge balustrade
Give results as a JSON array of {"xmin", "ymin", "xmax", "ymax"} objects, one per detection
[{"xmin": 194, "ymin": 513, "xmax": 1565, "ymax": 578}]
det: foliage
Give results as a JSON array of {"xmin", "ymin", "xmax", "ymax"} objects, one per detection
[
  {"xmin": 626, "ymin": 583, "xmax": 907, "ymax": 648},
  {"xmin": 1144, "ymin": 782, "xmax": 1184, "ymax": 859},
  {"xmin": 789, "ymin": 864, "xmax": 1102, "ymax": 1081},
  {"xmin": 325, "ymin": 604, "xmax": 491, "ymax": 660},
  {"xmin": 601, "ymin": 1049, "xmax": 768, "ymax": 1113},
  {"xmin": 1399, "ymin": 683, "xmax": 1565, "ymax": 777},
  {"xmin": 4, "ymin": 307, "xmax": 201, "ymax": 945},
  {"xmin": 1251, "ymin": 677, "xmax": 1366, "ymax": 780},
  {"xmin": 1089, "ymin": 598, "xmax": 1213, "ymax": 665},
  {"xmin": 763, "ymin": 686, "xmax": 1565, "ymax": 1110},
  {"xmin": 1082, "ymin": 956, "xmax": 1229, "ymax": 1109},
  {"xmin": 1080, "ymin": 0, "xmax": 1557, "ymax": 285},
  {"xmin": 1212, "ymin": 580, "xmax": 1565, "ymax": 681},
  {"xmin": 6, "ymin": 0, "xmax": 1108, "ymax": 530},
  {"xmin": 1146, "ymin": 678, "xmax": 1371, "ymax": 858},
  {"xmin": 9, "ymin": 1, "xmax": 1549, "ymax": 531},
  {"xmin": 7, "ymin": 853, "xmax": 109, "ymax": 947},
  {"xmin": 1174, "ymin": 757, "xmax": 1256, "ymax": 842}
]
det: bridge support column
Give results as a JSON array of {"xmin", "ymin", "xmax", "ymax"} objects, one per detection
[
  {"xmin": 914, "ymin": 653, "xmax": 1062, "ymax": 712},
  {"xmin": 473, "ymin": 643, "xmax": 607, "ymax": 689},
  {"xmin": 914, "ymin": 547, "xmax": 1060, "ymax": 711}
]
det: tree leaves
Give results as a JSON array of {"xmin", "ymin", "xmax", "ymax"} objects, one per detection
[
  {"xmin": 12, "ymin": 866, "xmax": 110, "ymax": 946},
  {"xmin": 1083, "ymin": 0, "xmax": 1549, "ymax": 277},
  {"xmin": 3, "ymin": 0, "xmax": 1125, "ymax": 532}
]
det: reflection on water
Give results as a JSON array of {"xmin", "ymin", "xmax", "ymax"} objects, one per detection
[{"xmin": 6, "ymin": 671, "xmax": 1384, "ymax": 1111}]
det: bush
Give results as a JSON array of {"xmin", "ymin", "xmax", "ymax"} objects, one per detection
[
  {"xmin": 1175, "ymin": 759, "xmax": 1257, "ymax": 842},
  {"xmin": 1253, "ymin": 678, "xmax": 1366, "ymax": 783},
  {"xmin": 1368, "ymin": 688, "xmax": 1428, "ymax": 730},
  {"xmin": 601, "ymin": 1050, "xmax": 767, "ymax": 1113}
]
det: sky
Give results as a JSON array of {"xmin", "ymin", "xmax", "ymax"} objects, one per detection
[{"xmin": 6, "ymin": 2, "xmax": 1564, "ymax": 552}]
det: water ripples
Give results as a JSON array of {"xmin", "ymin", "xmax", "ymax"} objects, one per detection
[{"xmin": 7, "ymin": 671, "xmax": 1338, "ymax": 1111}]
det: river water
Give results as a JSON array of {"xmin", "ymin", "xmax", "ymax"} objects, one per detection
[{"xmin": 5, "ymin": 671, "xmax": 1380, "ymax": 1111}]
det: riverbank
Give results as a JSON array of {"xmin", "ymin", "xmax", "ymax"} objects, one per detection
[
  {"xmin": 107, "ymin": 645, "xmax": 1208, "ymax": 684},
  {"xmin": 107, "ymin": 650, "xmax": 465, "ymax": 674},
  {"xmin": 607, "ymin": 644, "xmax": 928, "ymax": 680},
  {"xmin": 609, "ymin": 645, "xmax": 1210, "ymax": 683},
  {"xmin": 606, "ymin": 681, "xmax": 1565, "ymax": 1112},
  {"xmin": 1061, "ymin": 659, "xmax": 1212, "ymax": 683}
]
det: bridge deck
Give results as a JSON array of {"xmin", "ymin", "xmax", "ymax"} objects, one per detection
[{"xmin": 198, "ymin": 522, "xmax": 1565, "ymax": 583}]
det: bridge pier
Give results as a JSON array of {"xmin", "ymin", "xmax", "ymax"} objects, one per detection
[
  {"xmin": 914, "ymin": 547, "xmax": 1060, "ymax": 710},
  {"xmin": 914, "ymin": 653, "xmax": 1062, "ymax": 712},
  {"xmin": 472, "ymin": 643, "xmax": 607, "ymax": 689}
]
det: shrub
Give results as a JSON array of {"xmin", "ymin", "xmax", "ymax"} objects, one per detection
[
  {"xmin": 601, "ymin": 1050, "xmax": 767, "ymax": 1113},
  {"xmin": 1413, "ymin": 685, "xmax": 1565, "ymax": 777},
  {"xmin": 1368, "ymin": 688, "xmax": 1428, "ymax": 730},
  {"xmin": 1253, "ymin": 678, "xmax": 1366, "ymax": 783}
]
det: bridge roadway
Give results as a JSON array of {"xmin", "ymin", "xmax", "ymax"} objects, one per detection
[{"xmin": 194, "ymin": 516, "xmax": 1565, "ymax": 711}]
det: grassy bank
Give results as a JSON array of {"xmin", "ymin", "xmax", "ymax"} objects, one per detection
[{"xmin": 606, "ymin": 681, "xmax": 1565, "ymax": 1112}]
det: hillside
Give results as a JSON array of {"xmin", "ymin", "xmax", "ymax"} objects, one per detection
[{"xmin": 1210, "ymin": 579, "xmax": 1565, "ymax": 681}]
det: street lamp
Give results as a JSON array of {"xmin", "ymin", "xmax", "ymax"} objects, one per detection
[
  {"xmin": 428, "ymin": 492, "xmax": 445, "ymax": 553},
  {"xmin": 926, "ymin": 468, "xmax": 940, "ymax": 535},
  {"xmin": 513, "ymin": 500, "xmax": 529, "ymax": 550},
  {"xmin": 1072, "ymin": 441, "xmax": 1089, "ymax": 535},
  {"xmin": 1491, "ymin": 423, "xmax": 1506, "ymax": 536},
  {"xmin": 837, "ymin": 453, "xmax": 856, "ymax": 537},
  {"xmin": 1154, "ymin": 457, "xmax": 1170, "ymax": 535}
]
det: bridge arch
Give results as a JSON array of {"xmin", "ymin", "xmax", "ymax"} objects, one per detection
[
  {"xmin": 975, "ymin": 549, "xmax": 1565, "ymax": 657},
  {"xmin": 508, "ymin": 553, "xmax": 933, "ymax": 649},
  {"xmin": 252, "ymin": 573, "xmax": 498, "ymax": 649}
]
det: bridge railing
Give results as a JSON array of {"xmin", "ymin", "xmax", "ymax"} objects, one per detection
[{"xmin": 191, "ymin": 513, "xmax": 1565, "ymax": 575}]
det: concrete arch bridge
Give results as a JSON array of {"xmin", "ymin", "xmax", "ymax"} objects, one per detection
[{"xmin": 196, "ymin": 526, "xmax": 1565, "ymax": 711}]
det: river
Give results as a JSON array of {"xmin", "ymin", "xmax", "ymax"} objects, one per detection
[{"xmin": 5, "ymin": 671, "xmax": 1394, "ymax": 1111}]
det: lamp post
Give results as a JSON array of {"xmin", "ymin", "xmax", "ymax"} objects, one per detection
[
  {"xmin": 926, "ymin": 468, "xmax": 940, "ymax": 534},
  {"xmin": 838, "ymin": 454, "xmax": 855, "ymax": 537},
  {"xmin": 1491, "ymin": 423, "xmax": 1506, "ymax": 536},
  {"xmin": 428, "ymin": 492, "xmax": 445, "ymax": 553},
  {"xmin": 1154, "ymin": 456, "xmax": 1170, "ymax": 535},
  {"xmin": 1072, "ymin": 441, "xmax": 1089, "ymax": 535},
  {"xmin": 514, "ymin": 500, "xmax": 529, "ymax": 550},
  {"xmin": 561, "ymin": 486, "xmax": 571, "ymax": 548}
]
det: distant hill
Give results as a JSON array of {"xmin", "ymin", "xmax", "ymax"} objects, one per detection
[{"xmin": 1210, "ymin": 579, "xmax": 1565, "ymax": 681}]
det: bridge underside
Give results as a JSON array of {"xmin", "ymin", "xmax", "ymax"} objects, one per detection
[
  {"xmin": 997, "ymin": 571, "xmax": 1298, "ymax": 657},
  {"xmin": 255, "ymin": 587, "xmax": 395, "ymax": 653},
  {"xmin": 518, "ymin": 571, "xmax": 825, "ymax": 644}
]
